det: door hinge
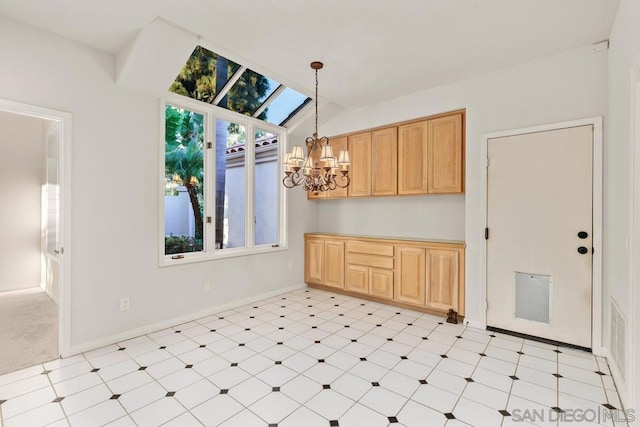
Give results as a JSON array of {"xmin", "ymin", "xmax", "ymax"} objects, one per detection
[
  {"xmin": 486, "ymin": 157, "xmax": 490, "ymax": 167},
  {"xmin": 206, "ymin": 142, "xmax": 213, "ymax": 149},
  {"xmin": 485, "ymin": 228, "xmax": 489, "ymax": 240},
  {"xmin": 206, "ymin": 216, "xmax": 212, "ymax": 224},
  {"xmin": 485, "ymin": 300, "xmax": 489, "ymax": 310}
]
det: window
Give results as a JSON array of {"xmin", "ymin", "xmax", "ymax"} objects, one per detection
[
  {"xmin": 162, "ymin": 96, "xmax": 286, "ymax": 265},
  {"xmin": 170, "ymin": 45, "xmax": 310, "ymax": 127}
]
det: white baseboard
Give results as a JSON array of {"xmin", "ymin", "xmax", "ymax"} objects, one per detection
[
  {"xmin": 601, "ymin": 347, "xmax": 630, "ymax": 411},
  {"xmin": 64, "ymin": 283, "xmax": 307, "ymax": 357},
  {"xmin": 463, "ymin": 318, "xmax": 487, "ymax": 330}
]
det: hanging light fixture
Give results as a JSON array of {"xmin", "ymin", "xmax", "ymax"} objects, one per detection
[{"xmin": 282, "ymin": 61, "xmax": 350, "ymax": 194}]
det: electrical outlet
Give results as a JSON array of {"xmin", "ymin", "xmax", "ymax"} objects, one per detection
[
  {"xmin": 119, "ymin": 297, "xmax": 130, "ymax": 312},
  {"xmin": 288, "ymin": 262, "xmax": 294, "ymax": 271},
  {"xmin": 203, "ymin": 281, "xmax": 211, "ymax": 292}
]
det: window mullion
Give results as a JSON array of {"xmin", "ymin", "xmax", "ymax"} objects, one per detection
[
  {"xmin": 246, "ymin": 122, "xmax": 255, "ymax": 250},
  {"xmin": 206, "ymin": 112, "xmax": 216, "ymax": 254}
]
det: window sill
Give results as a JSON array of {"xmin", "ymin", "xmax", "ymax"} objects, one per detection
[{"xmin": 159, "ymin": 245, "xmax": 288, "ymax": 268}]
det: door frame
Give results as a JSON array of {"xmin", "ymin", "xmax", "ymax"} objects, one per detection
[
  {"xmin": 0, "ymin": 98, "xmax": 72, "ymax": 358},
  {"xmin": 479, "ymin": 117, "xmax": 603, "ymax": 354}
]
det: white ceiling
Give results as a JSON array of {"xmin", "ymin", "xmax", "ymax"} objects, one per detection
[{"xmin": 0, "ymin": 0, "xmax": 619, "ymax": 108}]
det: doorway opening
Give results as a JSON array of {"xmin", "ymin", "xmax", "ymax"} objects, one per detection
[{"xmin": 0, "ymin": 99, "xmax": 71, "ymax": 374}]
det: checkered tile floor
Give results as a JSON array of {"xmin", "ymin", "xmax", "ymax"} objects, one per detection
[{"xmin": 0, "ymin": 288, "xmax": 629, "ymax": 426}]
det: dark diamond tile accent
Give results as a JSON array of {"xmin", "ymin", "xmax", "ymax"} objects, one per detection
[
  {"xmin": 400, "ymin": 356, "xmax": 408, "ymax": 360},
  {"xmin": 360, "ymin": 358, "xmax": 367, "ymax": 362},
  {"xmin": 312, "ymin": 326, "xmax": 318, "ymax": 329},
  {"xmin": 250, "ymin": 316, "xmax": 255, "ymax": 319},
  {"xmin": 166, "ymin": 391, "xmax": 176, "ymax": 397},
  {"xmin": 185, "ymin": 365, "xmax": 193, "ymax": 369},
  {"xmin": 231, "ymin": 363, "xmax": 238, "ymax": 367},
  {"xmin": 368, "ymin": 313, "xmax": 373, "ymax": 316},
  {"xmin": 138, "ymin": 367, "xmax": 147, "ymax": 371},
  {"xmin": 339, "ymin": 314, "xmax": 344, "ymax": 317},
  {"xmin": 118, "ymin": 347, "xmax": 126, "ymax": 351},
  {"xmin": 199, "ymin": 344, "xmax": 206, "ymax": 348},
  {"xmin": 277, "ymin": 342, "xmax": 283, "ymax": 345},
  {"xmin": 438, "ymin": 322, "xmax": 443, "ymax": 325},
  {"xmin": 603, "ymin": 403, "xmax": 616, "ymax": 410},
  {"xmin": 52, "ymin": 397, "xmax": 65, "ymax": 403},
  {"xmin": 396, "ymin": 312, "xmax": 401, "ymax": 315},
  {"xmin": 551, "ymin": 407, "xmax": 564, "ymax": 413},
  {"xmin": 323, "ymin": 384, "xmax": 331, "ymax": 389},
  {"xmin": 456, "ymin": 336, "xmax": 463, "ymax": 339},
  {"xmin": 465, "ymin": 378, "xmax": 474, "ymax": 382},
  {"xmin": 376, "ymin": 324, "xmax": 382, "ymax": 327},
  {"xmin": 159, "ymin": 346, "xmax": 167, "ymax": 349},
  {"xmin": 275, "ymin": 361, "xmax": 282, "ymax": 365},
  {"xmin": 219, "ymin": 317, "xmax": 224, "ymax": 320},
  {"xmin": 41, "ymin": 370, "xmax": 52, "ymax": 375},
  {"xmin": 388, "ymin": 416, "xmax": 399, "ymax": 423},
  {"xmin": 553, "ymin": 373, "xmax": 563, "ymax": 378},
  {"xmin": 419, "ymin": 379, "xmax": 427, "ymax": 385},
  {"xmin": 554, "ymin": 349, "xmax": 562, "ymax": 353},
  {"xmin": 315, "ymin": 341, "xmax": 321, "ymax": 344},
  {"xmin": 361, "ymin": 303, "xmax": 365, "ymax": 306},
  {"xmin": 444, "ymin": 413, "xmax": 455, "ymax": 420},
  {"xmin": 407, "ymin": 323, "xmax": 413, "ymax": 326},
  {"xmin": 440, "ymin": 354, "xmax": 448, "ymax": 358},
  {"xmin": 239, "ymin": 344, "xmax": 245, "ymax": 347},
  {"xmin": 90, "ymin": 368, "xmax": 100, "ymax": 373},
  {"xmin": 595, "ymin": 371, "xmax": 606, "ymax": 376},
  {"xmin": 280, "ymin": 315, "xmax": 285, "ymax": 318},
  {"xmin": 489, "ymin": 334, "xmax": 496, "ymax": 337},
  {"xmin": 278, "ymin": 327, "xmax": 284, "ymax": 330},
  {"xmin": 175, "ymin": 330, "xmax": 181, "ymax": 334},
  {"xmin": 387, "ymin": 338, "xmax": 393, "ymax": 341},
  {"xmin": 499, "ymin": 410, "xmax": 511, "ymax": 416},
  {"xmin": 244, "ymin": 328, "xmax": 251, "ymax": 331},
  {"xmin": 344, "ymin": 325, "xmax": 350, "ymax": 328},
  {"xmin": 318, "ymin": 359, "xmax": 325, "ymax": 363},
  {"xmin": 282, "ymin": 297, "xmax": 286, "ymax": 300},
  {"xmin": 281, "ymin": 306, "xmax": 286, "ymax": 308},
  {"xmin": 372, "ymin": 382, "xmax": 380, "ymax": 387},
  {"xmin": 509, "ymin": 375, "xmax": 519, "ymax": 380},
  {"xmin": 330, "ymin": 421, "xmax": 339, "ymax": 427},
  {"xmin": 479, "ymin": 353, "xmax": 487, "ymax": 357},
  {"xmin": 308, "ymin": 306, "xmax": 313, "ymax": 308},
  {"xmin": 334, "ymin": 304, "xmax": 339, "ymax": 307},
  {"xmin": 272, "ymin": 387, "xmax": 280, "ymax": 392},
  {"xmin": 517, "ymin": 351, "xmax": 525, "ymax": 355},
  {"xmin": 422, "ymin": 337, "xmax": 429, "ymax": 340},
  {"xmin": 220, "ymin": 389, "xmax": 229, "ymax": 394},
  {"xmin": 110, "ymin": 394, "xmax": 121, "ymax": 400},
  {"xmin": 254, "ymin": 306, "xmax": 259, "ymax": 308},
  {"xmin": 331, "ymin": 296, "xmax": 335, "ymax": 299},
  {"xmin": 210, "ymin": 330, "xmax": 216, "ymax": 333},
  {"xmin": 310, "ymin": 314, "xmax": 315, "ymax": 317}
]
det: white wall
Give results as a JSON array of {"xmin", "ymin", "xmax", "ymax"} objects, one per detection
[
  {"xmin": 607, "ymin": 0, "xmax": 640, "ymax": 413},
  {"xmin": 297, "ymin": 45, "xmax": 608, "ymax": 327},
  {"xmin": 0, "ymin": 111, "xmax": 44, "ymax": 292},
  {"xmin": 0, "ymin": 16, "xmax": 317, "ymax": 350}
]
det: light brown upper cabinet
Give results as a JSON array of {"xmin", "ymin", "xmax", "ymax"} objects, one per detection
[
  {"xmin": 347, "ymin": 132, "xmax": 372, "ymax": 197},
  {"xmin": 398, "ymin": 121, "xmax": 429, "ymax": 195},
  {"xmin": 371, "ymin": 127, "xmax": 398, "ymax": 196},
  {"xmin": 428, "ymin": 114, "xmax": 463, "ymax": 194},
  {"xmin": 308, "ymin": 136, "xmax": 349, "ymax": 199}
]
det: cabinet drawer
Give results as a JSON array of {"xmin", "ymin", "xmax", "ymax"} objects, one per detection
[
  {"xmin": 346, "ymin": 252, "xmax": 394, "ymax": 269},
  {"xmin": 346, "ymin": 241, "xmax": 394, "ymax": 257}
]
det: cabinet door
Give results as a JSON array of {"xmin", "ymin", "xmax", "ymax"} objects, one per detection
[
  {"xmin": 395, "ymin": 246, "xmax": 426, "ymax": 305},
  {"xmin": 324, "ymin": 240, "xmax": 345, "ymax": 288},
  {"xmin": 346, "ymin": 264, "xmax": 369, "ymax": 294},
  {"xmin": 371, "ymin": 127, "xmax": 398, "ymax": 196},
  {"xmin": 347, "ymin": 132, "xmax": 372, "ymax": 197},
  {"xmin": 428, "ymin": 114, "xmax": 463, "ymax": 194},
  {"xmin": 398, "ymin": 121, "xmax": 429, "ymax": 195},
  {"xmin": 305, "ymin": 238, "xmax": 325, "ymax": 284},
  {"xmin": 369, "ymin": 268, "xmax": 394, "ymax": 300},
  {"xmin": 425, "ymin": 249, "xmax": 459, "ymax": 312},
  {"xmin": 328, "ymin": 136, "xmax": 349, "ymax": 198}
]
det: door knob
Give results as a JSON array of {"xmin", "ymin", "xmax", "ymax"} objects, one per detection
[
  {"xmin": 578, "ymin": 231, "xmax": 588, "ymax": 239},
  {"xmin": 577, "ymin": 246, "xmax": 589, "ymax": 254}
]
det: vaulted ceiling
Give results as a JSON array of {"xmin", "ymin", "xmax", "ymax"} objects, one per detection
[{"xmin": 0, "ymin": 0, "xmax": 619, "ymax": 108}]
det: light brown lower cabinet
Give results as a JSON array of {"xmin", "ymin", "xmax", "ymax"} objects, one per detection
[{"xmin": 305, "ymin": 234, "xmax": 465, "ymax": 317}]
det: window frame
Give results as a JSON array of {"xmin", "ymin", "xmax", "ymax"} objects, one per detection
[{"xmin": 159, "ymin": 92, "xmax": 288, "ymax": 267}]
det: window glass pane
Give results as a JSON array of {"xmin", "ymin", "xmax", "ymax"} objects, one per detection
[
  {"xmin": 164, "ymin": 105, "xmax": 205, "ymax": 255},
  {"xmin": 216, "ymin": 119, "xmax": 246, "ymax": 249},
  {"xmin": 170, "ymin": 46, "xmax": 241, "ymax": 104},
  {"xmin": 263, "ymin": 87, "xmax": 309, "ymax": 126},
  {"xmin": 254, "ymin": 129, "xmax": 279, "ymax": 246},
  {"xmin": 225, "ymin": 69, "xmax": 277, "ymax": 116}
]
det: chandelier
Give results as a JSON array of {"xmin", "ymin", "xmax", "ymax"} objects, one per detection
[{"xmin": 282, "ymin": 61, "xmax": 350, "ymax": 194}]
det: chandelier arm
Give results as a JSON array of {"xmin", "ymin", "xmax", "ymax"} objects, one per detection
[{"xmin": 334, "ymin": 173, "xmax": 351, "ymax": 188}]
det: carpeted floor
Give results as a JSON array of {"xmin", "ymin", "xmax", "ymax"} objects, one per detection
[{"xmin": 0, "ymin": 287, "xmax": 58, "ymax": 375}]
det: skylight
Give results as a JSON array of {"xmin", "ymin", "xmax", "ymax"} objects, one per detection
[{"xmin": 170, "ymin": 46, "xmax": 311, "ymax": 127}]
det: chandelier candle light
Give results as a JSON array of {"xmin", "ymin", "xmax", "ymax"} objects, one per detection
[{"xmin": 282, "ymin": 61, "xmax": 350, "ymax": 195}]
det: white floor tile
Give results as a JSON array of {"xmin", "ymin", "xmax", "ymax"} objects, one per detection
[
  {"xmin": 67, "ymin": 400, "xmax": 126, "ymax": 427},
  {"xmin": 156, "ymin": 368, "xmax": 202, "ymax": 391},
  {"xmin": 280, "ymin": 374, "xmax": 322, "ymax": 404},
  {"xmin": 279, "ymin": 406, "xmax": 328, "ymax": 427},
  {"xmin": 461, "ymin": 381, "xmax": 509, "ymax": 410},
  {"xmin": 53, "ymin": 373, "xmax": 103, "ymax": 397},
  {"xmin": 305, "ymin": 389, "xmax": 355, "ymax": 419},
  {"xmin": 161, "ymin": 412, "xmax": 203, "ymax": 427},
  {"xmin": 4, "ymin": 402, "xmax": 66, "ymax": 427},
  {"xmin": 129, "ymin": 396, "xmax": 185, "ymax": 427},
  {"xmin": 339, "ymin": 402, "xmax": 390, "ymax": 427},
  {"xmin": 105, "ymin": 371, "xmax": 153, "ymax": 395},
  {"xmin": 227, "ymin": 377, "xmax": 270, "ymax": 406},
  {"xmin": 559, "ymin": 377, "xmax": 608, "ymax": 403},
  {"xmin": 218, "ymin": 409, "xmax": 267, "ymax": 427},
  {"xmin": 426, "ymin": 368, "xmax": 468, "ymax": 395},
  {"xmin": 249, "ymin": 392, "xmax": 299, "ymax": 423},
  {"xmin": 379, "ymin": 370, "xmax": 420, "ymax": 397},
  {"xmin": 60, "ymin": 384, "xmax": 112, "ymax": 416},
  {"xmin": 412, "ymin": 383, "xmax": 459, "ymax": 413},
  {"xmin": 190, "ymin": 395, "xmax": 243, "ymax": 426},
  {"xmin": 118, "ymin": 381, "xmax": 166, "ymax": 413},
  {"xmin": 453, "ymin": 397, "xmax": 503, "ymax": 427},
  {"xmin": 0, "ymin": 374, "xmax": 51, "ymax": 399},
  {"xmin": 207, "ymin": 366, "xmax": 251, "ymax": 389},
  {"xmin": 397, "ymin": 400, "xmax": 446, "ymax": 427},
  {"xmin": 174, "ymin": 379, "xmax": 219, "ymax": 409},
  {"xmin": 0, "ymin": 385, "xmax": 56, "ymax": 419}
]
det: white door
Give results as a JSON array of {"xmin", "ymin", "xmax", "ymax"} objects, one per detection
[
  {"xmin": 486, "ymin": 125, "xmax": 593, "ymax": 348},
  {"xmin": 43, "ymin": 122, "xmax": 61, "ymax": 305}
]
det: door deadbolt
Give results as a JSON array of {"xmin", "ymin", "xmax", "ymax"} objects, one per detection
[
  {"xmin": 577, "ymin": 246, "xmax": 589, "ymax": 255},
  {"xmin": 578, "ymin": 231, "xmax": 588, "ymax": 239}
]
